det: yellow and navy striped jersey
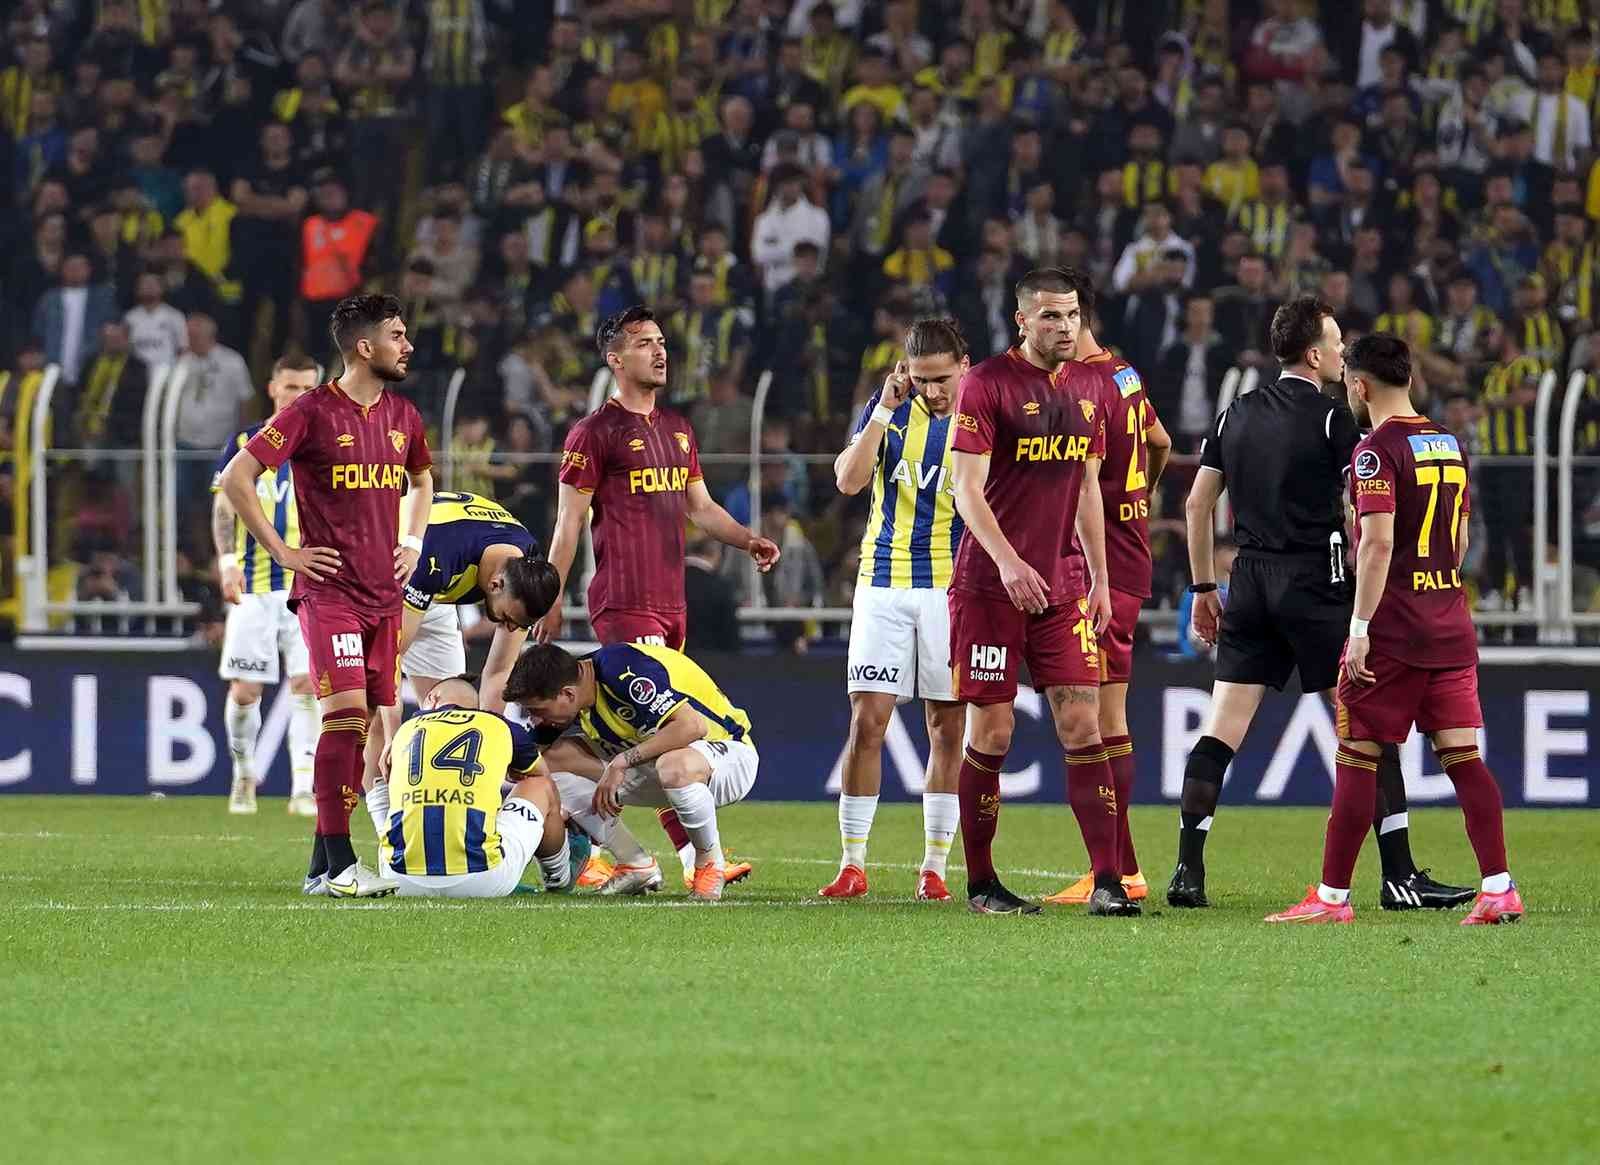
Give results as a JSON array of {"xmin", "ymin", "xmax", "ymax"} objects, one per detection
[
  {"xmin": 212, "ymin": 425, "xmax": 299, "ymax": 594},
  {"xmin": 851, "ymin": 395, "xmax": 964, "ymax": 589},
  {"xmin": 578, "ymin": 643, "xmax": 753, "ymax": 758},
  {"xmin": 382, "ymin": 706, "xmax": 543, "ymax": 876},
  {"xmin": 403, "ymin": 491, "xmax": 540, "ymax": 612}
]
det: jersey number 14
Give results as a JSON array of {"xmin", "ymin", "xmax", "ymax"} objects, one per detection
[{"xmin": 408, "ymin": 728, "xmax": 486, "ymax": 786}]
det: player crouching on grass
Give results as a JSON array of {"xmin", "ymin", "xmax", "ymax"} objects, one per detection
[
  {"xmin": 821, "ymin": 320, "xmax": 970, "ymax": 903},
  {"xmin": 1267, "ymin": 335, "xmax": 1522, "ymax": 925},
  {"xmin": 365, "ymin": 677, "xmax": 587, "ymax": 898},
  {"xmin": 504, "ymin": 642, "xmax": 758, "ymax": 902}
]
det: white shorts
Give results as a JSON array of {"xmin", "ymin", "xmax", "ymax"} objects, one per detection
[
  {"xmin": 846, "ymin": 586, "xmax": 954, "ymax": 702},
  {"xmin": 219, "ymin": 590, "xmax": 308, "ymax": 684},
  {"xmin": 391, "ymin": 797, "xmax": 544, "ymax": 898},
  {"xmin": 550, "ymin": 738, "xmax": 759, "ymax": 817},
  {"xmin": 403, "ymin": 603, "xmax": 467, "ymax": 683}
]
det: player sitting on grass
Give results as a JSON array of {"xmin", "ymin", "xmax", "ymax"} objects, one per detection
[
  {"xmin": 504, "ymin": 642, "xmax": 758, "ymax": 902},
  {"xmin": 365, "ymin": 677, "xmax": 586, "ymax": 899},
  {"xmin": 1267, "ymin": 335, "xmax": 1522, "ymax": 925}
]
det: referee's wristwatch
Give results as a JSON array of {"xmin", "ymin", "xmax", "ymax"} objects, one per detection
[{"xmin": 1187, "ymin": 582, "xmax": 1218, "ymax": 594}]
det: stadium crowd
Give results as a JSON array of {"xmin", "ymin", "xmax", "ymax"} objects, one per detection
[{"xmin": 3, "ymin": 0, "xmax": 1600, "ymax": 643}]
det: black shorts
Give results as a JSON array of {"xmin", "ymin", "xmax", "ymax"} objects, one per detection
[{"xmin": 1215, "ymin": 552, "xmax": 1352, "ymax": 693}]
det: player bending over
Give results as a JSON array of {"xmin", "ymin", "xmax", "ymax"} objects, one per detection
[
  {"xmin": 821, "ymin": 320, "xmax": 969, "ymax": 902},
  {"xmin": 222, "ymin": 294, "xmax": 433, "ymax": 898},
  {"xmin": 948, "ymin": 266, "xmax": 1133, "ymax": 917},
  {"xmin": 1267, "ymin": 336, "xmax": 1521, "ymax": 925},
  {"xmin": 504, "ymin": 641, "xmax": 759, "ymax": 902},
  {"xmin": 1044, "ymin": 297, "xmax": 1170, "ymax": 905},
  {"xmin": 212, "ymin": 353, "xmax": 320, "ymax": 817}
]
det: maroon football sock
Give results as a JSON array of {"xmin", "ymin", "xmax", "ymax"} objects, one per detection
[
  {"xmin": 1103, "ymin": 735, "xmax": 1138, "ymax": 875},
  {"xmin": 1321, "ymin": 747, "xmax": 1380, "ymax": 890},
  {"xmin": 315, "ymin": 709, "xmax": 367, "ymax": 838},
  {"xmin": 1437, "ymin": 745, "xmax": 1509, "ymax": 877},
  {"xmin": 657, "ymin": 808, "xmax": 693, "ymax": 852},
  {"xmin": 958, "ymin": 746, "xmax": 1005, "ymax": 885},
  {"xmin": 1065, "ymin": 744, "xmax": 1119, "ymax": 885}
]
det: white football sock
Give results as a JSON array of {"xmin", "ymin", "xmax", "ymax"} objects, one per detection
[
  {"xmin": 664, "ymin": 782, "xmax": 721, "ymax": 865},
  {"xmin": 676, "ymin": 842, "xmax": 695, "ymax": 875},
  {"xmin": 224, "ymin": 697, "xmax": 261, "ymax": 781},
  {"xmin": 1316, "ymin": 883, "xmax": 1350, "ymax": 905},
  {"xmin": 838, "ymin": 793, "xmax": 879, "ymax": 869},
  {"xmin": 921, "ymin": 792, "xmax": 958, "ymax": 875},
  {"xmin": 538, "ymin": 833, "xmax": 572, "ymax": 890},
  {"xmin": 1482, "ymin": 872, "xmax": 1511, "ymax": 894},
  {"xmin": 287, "ymin": 690, "xmax": 317, "ymax": 798},
  {"xmin": 365, "ymin": 782, "xmax": 391, "ymax": 842}
]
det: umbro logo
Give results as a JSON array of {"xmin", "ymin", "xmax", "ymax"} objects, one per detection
[
  {"xmin": 1023, "ymin": 401, "xmax": 1041, "ymax": 415},
  {"xmin": 336, "ymin": 433, "xmax": 355, "ymax": 447},
  {"xmin": 629, "ymin": 437, "xmax": 646, "ymax": 451}
]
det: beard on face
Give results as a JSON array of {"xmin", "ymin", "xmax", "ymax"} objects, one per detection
[{"xmin": 373, "ymin": 356, "xmax": 409, "ymax": 382}]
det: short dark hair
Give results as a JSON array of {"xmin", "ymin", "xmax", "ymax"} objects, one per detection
[
  {"xmin": 1345, "ymin": 333, "xmax": 1411, "ymax": 388},
  {"xmin": 1269, "ymin": 296, "xmax": 1335, "ymax": 364},
  {"xmin": 1015, "ymin": 266, "xmax": 1096, "ymax": 317},
  {"xmin": 270, "ymin": 351, "xmax": 318, "ymax": 377},
  {"xmin": 330, "ymin": 293, "xmax": 403, "ymax": 354},
  {"xmin": 596, "ymin": 305, "xmax": 655, "ymax": 356},
  {"xmin": 904, "ymin": 317, "xmax": 967, "ymax": 360},
  {"xmin": 500, "ymin": 555, "xmax": 561, "ymax": 626},
  {"xmin": 503, "ymin": 643, "xmax": 580, "ymax": 705}
]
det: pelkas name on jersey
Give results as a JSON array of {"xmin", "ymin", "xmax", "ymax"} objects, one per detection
[
  {"xmin": 331, "ymin": 462, "xmax": 405, "ymax": 490},
  {"xmin": 399, "ymin": 787, "xmax": 480, "ymax": 807},
  {"xmin": 629, "ymin": 466, "xmax": 691, "ymax": 494},
  {"xmin": 1015, "ymin": 434, "xmax": 1093, "ymax": 463}
]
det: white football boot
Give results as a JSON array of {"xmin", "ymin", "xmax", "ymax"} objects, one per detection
[
  {"xmin": 326, "ymin": 861, "xmax": 398, "ymax": 899},
  {"xmin": 598, "ymin": 859, "xmax": 665, "ymax": 896}
]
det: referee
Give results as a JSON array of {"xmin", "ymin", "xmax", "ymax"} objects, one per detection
[{"xmin": 1168, "ymin": 296, "xmax": 1473, "ymax": 912}]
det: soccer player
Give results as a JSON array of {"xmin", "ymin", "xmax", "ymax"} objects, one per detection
[
  {"xmin": 367, "ymin": 677, "xmax": 582, "ymax": 898},
  {"xmin": 211, "ymin": 353, "xmax": 320, "ymax": 817},
  {"xmin": 949, "ymin": 266, "xmax": 1135, "ymax": 917},
  {"xmin": 1043, "ymin": 304, "xmax": 1170, "ymax": 905},
  {"xmin": 1267, "ymin": 335, "xmax": 1522, "ymax": 925},
  {"xmin": 1171, "ymin": 297, "xmax": 1471, "ymax": 912},
  {"xmin": 533, "ymin": 305, "xmax": 778, "ymax": 888},
  {"xmin": 221, "ymin": 294, "xmax": 433, "ymax": 898},
  {"xmin": 504, "ymin": 641, "xmax": 759, "ymax": 902},
  {"xmin": 821, "ymin": 320, "xmax": 969, "ymax": 902}
]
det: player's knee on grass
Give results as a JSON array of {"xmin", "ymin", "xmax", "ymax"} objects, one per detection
[
  {"xmin": 654, "ymin": 747, "xmax": 712, "ymax": 789},
  {"xmin": 847, "ymin": 693, "xmax": 895, "ymax": 751},
  {"xmin": 1047, "ymin": 686, "xmax": 1101, "ymax": 749},
  {"xmin": 229, "ymin": 680, "xmax": 264, "ymax": 705},
  {"xmin": 967, "ymin": 702, "xmax": 1014, "ymax": 755},
  {"xmin": 287, "ymin": 674, "xmax": 314, "ymax": 697}
]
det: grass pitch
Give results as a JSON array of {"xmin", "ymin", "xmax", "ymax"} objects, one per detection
[{"xmin": 1, "ymin": 797, "xmax": 1596, "ymax": 1165}]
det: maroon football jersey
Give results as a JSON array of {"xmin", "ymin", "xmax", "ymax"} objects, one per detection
[
  {"xmin": 1062, "ymin": 352, "xmax": 1158, "ymax": 598},
  {"xmin": 950, "ymin": 349, "xmax": 1107, "ymax": 604},
  {"xmin": 246, "ymin": 381, "xmax": 431, "ymax": 612},
  {"xmin": 1349, "ymin": 415, "xmax": 1477, "ymax": 668},
  {"xmin": 559, "ymin": 398, "xmax": 704, "ymax": 616}
]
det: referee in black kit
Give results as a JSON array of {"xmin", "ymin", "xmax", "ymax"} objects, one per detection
[{"xmin": 1166, "ymin": 296, "xmax": 1473, "ymax": 912}]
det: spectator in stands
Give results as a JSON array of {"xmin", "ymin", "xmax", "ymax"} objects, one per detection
[
  {"xmin": 421, "ymin": 0, "xmax": 490, "ymax": 184},
  {"xmin": 759, "ymin": 489, "xmax": 823, "ymax": 654},
  {"xmin": 74, "ymin": 321, "xmax": 147, "ymax": 448},
  {"xmin": 1156, "ymin": 294, "xmax": 1229, "ymax": 454},
  {"xmin": 673, "ymin": 273, "xmax": 752, "ymax": 408},
  {"xmin": 298, "ymin": 171, "xmax": 377, "ymax": 361},
  {"xmin": 175, "ymin": 167, "xmax": 239, "ymax": 338},
  {"xmin": 409, "ymin": 207, "xmax": 479, "ymax": 309},
  {"xmin": 125, "ymin": 272, "xmax": 189, "ymax": 372},
  {"xmin": 230, "ymin": 122, "xmax": 308, "ymax": 373},
  {"xmin": 32, "ymin": 253, "xmax": 116, "ymax": 388},
  {"xmin": 751, "ymin": 165, "xmax": 830, "ymax": 301},
  {"xmin": 690, "ymin": 366, "xmax": 757, "ymax": 498},
  {"xmin": 281, "ymin": 0, "xmax": 342, "ymax": 66},
  {"xmin": 335, "ymin": 0, "xmax": 415, "ymax": 225},
  {"xmin": 174, "ymin": 312, "xmax": 252, "ymax": 552},
  {"xmin": 685, "ymin": 535, "xmax": 743, "ymax": 653}
]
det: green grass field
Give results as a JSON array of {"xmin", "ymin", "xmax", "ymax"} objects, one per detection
[{"xmin": 2, "ymin": 797, "xmax": 1596, "ymax": 1164}]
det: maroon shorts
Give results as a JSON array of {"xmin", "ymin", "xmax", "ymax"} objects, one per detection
[
  {"xmin": 948, "ymin": 589, "xmax": 1100, "ymax": 705},
  {"xmin": 1336, "ymin": 653, "xmax": 1483, "ymax": 744},
  {"xmin": 591, "ymin": 607, "xmax": 688, "ymax": 650},
  {"xmin": 1099, "ymin": 588, "xmax": 1145, "ymax": 686},
  {"xmin": 297, "ymin": 596, "xmax": 401, "ymax": 707}
]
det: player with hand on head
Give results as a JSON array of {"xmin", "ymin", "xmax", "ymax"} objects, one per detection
[
  {"xmin": 948, "ymin": 266, "xmax": 1134, "ymax": 917},
  {"xmin": 1267, "ymin": 335, "xmax": 1521, "ymax": 925},
  {"xmin": 533, "ymin": 306, "xmax": 777, "ymax": 890},
  {"xmin": 221, "ymin": 293, "xmax": 433, "ymax": 898},
  {"xmin": 367, "ymin": 677, "xmax": 587, "ymax": 898},
  {"xmin": 211, "ymin": 353, "xmax": 321, "ymax": 817},
  {"xmin": 1044, "ymin": 301, "xmax": 1171, "ymax": 905},
  {"xmin": 504, "ymin": 642, "xmax": 759, "ymax": 902},
  {"xmin": 821, "ymin": 320, "xmax": 969, "ymax": 902}
]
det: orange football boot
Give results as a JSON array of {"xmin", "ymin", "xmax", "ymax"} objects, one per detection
[
  {"xmin": 1265, "ymin": 886, "xmax": 1355, "ymax": 923},
  {"xmin": 820, "ymin": 865, "xmax": 868, "ymax": 898},
  {"xmin": 916, "ymin": 870, "xmax": 952, "ymax": 901}
]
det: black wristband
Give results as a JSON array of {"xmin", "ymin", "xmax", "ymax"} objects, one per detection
[{"xmin": 1187, "ymin": 582, "xmax": 1219, "ymax": 594}]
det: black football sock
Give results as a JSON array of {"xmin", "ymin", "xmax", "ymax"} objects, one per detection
[
  {"xmin": 1178, "ymin": 736, "xmax": 1234, "ymax": 872},
  {"xmin": 323, "ymin": 833, "xmax": 358, "ymax": 877},
  {"xmin": 1373, "ymin": 743, "xmax": 1418, "ymax": 880},
  {"xmin": 307, "ymin": 833, "xmax": 329, "ymax": 880}
]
